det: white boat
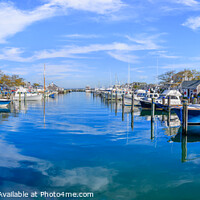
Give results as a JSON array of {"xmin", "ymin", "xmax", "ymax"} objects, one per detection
[
  {"xmin": 105, "ymin": 90, "xmax": 123, "ymax": 100},
  {"xmin": 142, "ymin": 92, "xmax": 159, "ymax": 102},
  {"xmin": 140, "ymin": 90, "xmax": 182, "ymax": 110},
  {"xmin": 125, "ymin": 89, "xmax": 147, "ymax": 106},
  {"xmin": 13, "ymin": 92, "xmax": 43, "ymax": 101},
  {"xmin": 155, "ymin": 90, "xmax": 182, "ymax": 105},
  {"xmin": 0, "ymin": 99, "xmax": 11, "ymax": 107},
  {"xmin": 13, "ymin": 88, "xmax": 43, "ymax": 101}
]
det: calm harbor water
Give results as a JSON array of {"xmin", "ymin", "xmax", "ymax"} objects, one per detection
[{"xmin": 1, "ymin": 92, "xmax": 200, "ymax": 200}]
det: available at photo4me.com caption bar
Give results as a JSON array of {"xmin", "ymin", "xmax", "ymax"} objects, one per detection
[{"xmin": 0, "ymin": 191, "xmax": 94, "ymax": 198}]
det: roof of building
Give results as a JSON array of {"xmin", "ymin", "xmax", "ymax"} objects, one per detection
[{"xmin": 181, "ymin": 80, "xmax": 200, "ymax": 89}]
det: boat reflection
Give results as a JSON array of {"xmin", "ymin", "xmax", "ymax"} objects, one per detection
[{"xmin": 170, "ymin": 126, "xmax": 200, "ymax": 162}]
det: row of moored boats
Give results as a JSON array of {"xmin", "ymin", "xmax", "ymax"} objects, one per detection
[{"xmin": 92, "ymin": 88, "xmax": 200, "ymax": 125}]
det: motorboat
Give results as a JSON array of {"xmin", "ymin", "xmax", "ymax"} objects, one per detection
[
  {"xmin": 172, "ymin": 104, "xmax": 200, "ymax": 125},
  {"xmin": 0, "ymin": 99, "xmax": 11, "ymax": 107},
  {"xmin": 105, "ymin": 90, "xmax": 123, "ymax": 101},
  {"xmin": 125, "ymin": 89, "xmax": 147, "ymax": 106},
  {"xmin": 13, "ymin": 88, "xmax": 43, "ymax": 101},
  {"xmin": 140, "ymin": 90, "xmax": 182, "ymax": 110}
]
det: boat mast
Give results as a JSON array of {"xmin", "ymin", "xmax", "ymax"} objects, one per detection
[
  {"xmin": 44, "ymin": 64, "xmax": 46, "ymax": 92},
  {"xmin": 128, "ymin": 63, "xmax": 130, "ymax": 85}
]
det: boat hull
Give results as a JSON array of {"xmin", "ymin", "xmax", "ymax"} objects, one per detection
[
  {"xmin": 173, "ymin": 107, "xmax": 200, "ymax": 125},
  {"xmin": 0, "ymin": 100, "xmax": 11, "ymax": 107},
  {"xmin": 140, "ymin": 100, "xmax": 166, "ymax": 110},
  {"xmin": 13, "ymin": 94, "xmax": 43, "ymax": 101}
]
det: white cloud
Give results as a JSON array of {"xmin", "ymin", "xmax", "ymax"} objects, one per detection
[
  {"xmin": 150, "ymin": 51, "xmax": 180, "ymax": 59},
  {"xmin": 126, "ymin": 34, "xmax": 162, "ymax": 50},
  {"xmin": 33, "ymin": 35, "xmax": 161, "ymax": 60},
  {"xmin": 0, "ymin": 0, "xmax": 124, "ymax": 43},
  {"xmin": 108, "ymin": 51, "xmax": 139, "ymax": 63},
  {"xmin": 183, "ymin": 16, "xmax": 200, "ymax": 30},
  {"xmin": 175, "ymin": 0, "xmax": 199, "ymax": 7},
  {"xmin": 0, "ymin": 47, "xmax": 32, "ymax": 62},
  {"xmin": 0, "ymin": 32, "xmax": 163, "ymax": 63},
  {"xmin": 162, "ymin": 62, "xmax": 200, "ymax": 69},
  {"xmin": 64, "ymin": 34, "xmax": 100, "ymax": 38},
  {"xmin": 49, "ymin": 0, "xmax": 125, "ymax": 14},
  {"xmin": 0, "ymin": 2, "xmax": 57, "ymax": 43}
]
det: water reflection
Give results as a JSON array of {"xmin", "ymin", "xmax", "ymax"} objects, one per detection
[{"xmin": 1, "ymin": 93, "xmax": 200, "ymax": 200}]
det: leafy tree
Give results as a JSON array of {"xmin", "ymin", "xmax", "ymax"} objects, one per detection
[
  {"xmin": 158, "ymin": 70, "xmax": 176, "ymax": 84},
  {"xmin": 33, "ymin": 83, "xmax": 40, "ymax": 87},
  {"xmin": 159, "ymin": 69, "xmax": 200, "ymax": 86},
  {"xmin": 0, "ymin": 72, "xmax": 25, "ymax": 87}
]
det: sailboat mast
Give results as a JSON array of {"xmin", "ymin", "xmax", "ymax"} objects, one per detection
[
  {"xmin": 44, "ymin": 64, "xmax": 46, "ymax": 92},
  {"xmin": 128, "ymin": 64, "xmax": 130, "ymax": 85}
]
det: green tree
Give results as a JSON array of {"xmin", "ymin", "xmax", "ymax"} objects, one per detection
[
  {"xmin": 33, "ymin": 83, "xmax": 40, "ymax": 87},
  {"xmin": 158, "ymin": 70, "xmax": 176, "ymax": 84}
]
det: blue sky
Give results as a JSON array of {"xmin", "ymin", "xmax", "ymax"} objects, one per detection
[{"xmin": 0, "ymin": 0, "xmax": 200, "ymax": 88}]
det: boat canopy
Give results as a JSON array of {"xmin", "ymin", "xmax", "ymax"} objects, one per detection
[
  {"xmin": 135, "ymin": 89, "xmax": 146, "ymax": 94},
  {"xmin": 161, "ymin": 90, "xmax": 182, "ymax": 97}
]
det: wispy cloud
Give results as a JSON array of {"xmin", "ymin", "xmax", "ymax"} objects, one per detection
[
  {"xmin": 182, "ymin": 16, "xmax": 200, "ymax": 30},
  {"xmin": 48, "ymin": 0, "xmax": 125, "ymax": 14},
  {"xmin": 0, "ymin": 37, "xmax": 161, "ymax": 62},
  {"xmin": 126, "ymin": 33, "xmax": 163, "ymax": 50},
  {"xmin": 149, "ymin": 51, "xmax": 180, "ymax": 59},
  {"xmin": 175, "ymin": 0, "xmax": 199, "ymax": 7},
  {"xmin": 64, "ymin": 34, "xmax": 100, "ymax": 38},
  {"xmin": 107, "ymin": 51, "xmax": 139, "ymax": 63},
  {"xmin": 162, "ymin": 62, "xmax": 200, "ymax": 69},
  {"xmin": 0, "ymin": 0, "xmax": 125, "ymax": 43},
  {"xmin": 0, "ymin": 2, "xmax": 56, "ymax": 43},
  {"xmin": 0, "ymin": 47, "xmax": 32, "ymax": 62}
]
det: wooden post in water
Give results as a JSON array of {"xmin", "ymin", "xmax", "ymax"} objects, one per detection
[
  {"xmin": 115, "ymin": 91, "xmax": 118, "ymax": 116},
  {"xmin": 167, "ymin": 96, "xmax": 171, "ymax": 127},
  {"xmin": 19, "ymin": 92, "xmax": 21, "ymax": 102},
  {"xmin": 162, "ymin": 97, "xmax": 165, "ymax": 105},
  {"xmin": 122, "ymin": 94, "xmax": 125, "ymax": 121},
  {"xmin": 131, "ymin": 93, "xmax": 134, "ymax": 113},
  {"xmin": 151, "ymin": 98, "xmax": 155, "ymax": 140},
  {"xmin": 181, "ymin": 135, "xmax": 187, "ymax": 162},
  {"xmin": 131, "ymin": 112, "xmax": 134, "ymax": 130},
  {"xmin": 115, "ymin": 91, "xmax": 117, "ymax": 104},
  {"xmin": 10, "ymin": 93, "xmax": 12, "ymax": 102},
  {"xmin": 168, "ymin": 96, "xmax": 171, "ymax": 109},
  {"xmin": 182, "ymin": 100, "xmax": 188, "ymax": 134},
  {"xmin": 151, "ymin": 98, "xmax": 155, "ymax": 122},
  {"xmin": 24, "ymin": 92, "xmax": 27, "ymax": 101},
  {"xmin": 151, "ymin": 119, "xmax": 154, "ymax": 140}
]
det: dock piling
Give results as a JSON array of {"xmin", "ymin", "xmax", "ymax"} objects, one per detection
[
  {"xmin": 19, "ymin": 92, "xmax": 21, "ymax": 102},
  {"xmin": 24, "ymin": 92, "xmax": 27, "ymax": 101},
  {"xmin": 151, "ymin": 98, "xmax": 155, "ymax": 122},
  {"xmin": 131, "ymin": 93, "xmax": 134, "ymax": 113},
  {"xmin": 115, "ymin": 91, "xmax": 118, "ymax": 116},
  {"xmin": 115, "ymin": 91, "xmax": 117, "ymax": 104},
  {"xmin": 181, "ymin": 135, "xmax": 187, "ymax": 162},
  {"xmin": 182, "ymin": 100, "xmax": 188, "ymax": 134},
  {"xmin": 122, "ymin": 94, "xmax": 125, "ymax": 121},
  {"xmin": 131, "ymin": 112, "xmax": 134, "ymax": 130},
  {"xmin": 168, "ymin": 96, "xmax": 171, "ymax": 109},
  {"xmin": 162, "ymin": 97, "xmax": 165, "ymax": 105}
]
